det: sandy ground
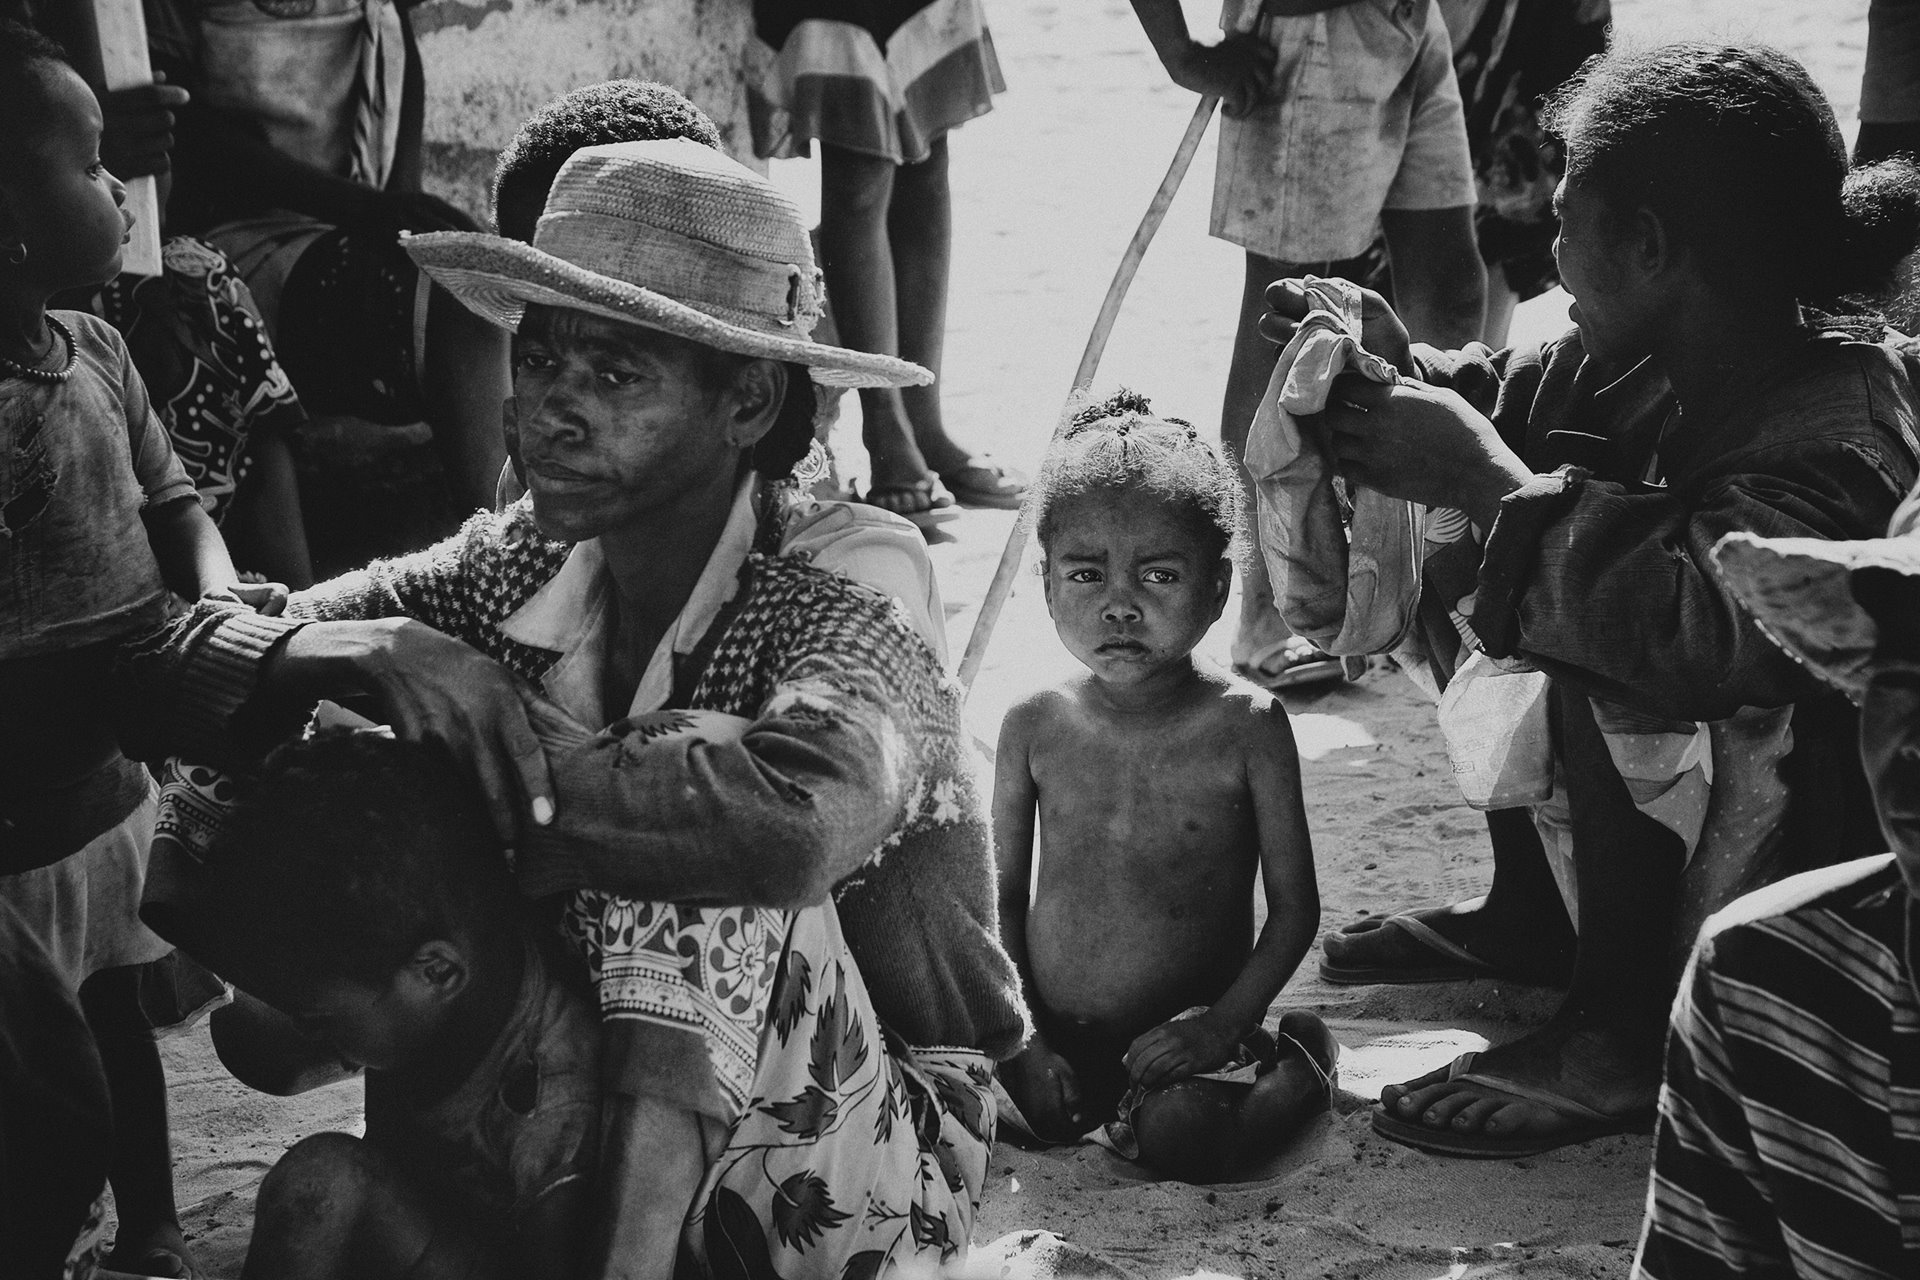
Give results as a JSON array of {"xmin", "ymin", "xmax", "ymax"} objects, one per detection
[{"xmin": 153, "ymin": 1, "xmax": 1871, "ymax": 1275}]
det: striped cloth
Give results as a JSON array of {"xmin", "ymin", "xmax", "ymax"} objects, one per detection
[{"xmin": 1633, "ymin": 854, "xmax": 1920, "ymax": 1280}]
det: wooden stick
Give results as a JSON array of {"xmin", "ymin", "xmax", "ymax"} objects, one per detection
[
  {"xmin": 955, "ymin": 94, "xmax": 1219, "ymax": 695},
  {"xmin": 92, "ymin": 0, "xmax": 163, "ymax": 278}
]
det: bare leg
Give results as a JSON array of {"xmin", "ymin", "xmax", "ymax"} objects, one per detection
[
  {"xmin": 423, "ymin": 283, "xmax": 511, "ymax": 515},
  {"xmin": 225, "ymin": 428, "xmax": 315, "ymax": 589},
  {"xmin": 1481, "ymin": 262, "xmax": 1519, "ymax": 349},
  {"xmin": 889, "ymin": 137, "xmax": 963, "ymax": 475},
  {"xmin": 817, "ymin": 144, "xmax": 935, "ymax": 504},
  {"xmin": 1379, "ymin": 688, "xmax": 1671, "ymax": 1146},
  {"xmin": 1222, "ymin": 252, "xmax": 1295, "ymax": 671},
  {"xmin": 242, "ymin": 1132, "xmax": 500, "ymax": 1280},
  {"xmin": 1378, "ymin": 205, "xmax": 1487, "ymax": 349},
  {"xmin": 592, "ymin": 1093, "xmax": 713, "ymax": 1280},
  {"xmin": 81, "ymin": 967, "xmax": 196, "ymax": 1279}
]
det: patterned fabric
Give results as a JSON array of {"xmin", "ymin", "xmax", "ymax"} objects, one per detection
[
  {"xmin": 1634, "ymin": 855, "xmax": 1920, "ymax": 1279},
  {"xmin": 86, "ymin": 237, "xmax": 306, "ymax": 524},
  {"xmin": 689, "ymin": 902, "xmax": 994, "ymax": 1280}
]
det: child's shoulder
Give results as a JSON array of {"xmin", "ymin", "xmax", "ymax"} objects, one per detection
[
  {"xmin": 1193, "ymin": 668, "xmax": 1299, "ymax": 756},
  {"xmin": 1000, "ymin": 678, "xmax": 1096, "ymax": 736}
]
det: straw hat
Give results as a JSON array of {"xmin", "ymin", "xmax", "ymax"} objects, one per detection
[
  {"xmin": 403, "ymin": 138, "xmax": 932, "ymax": 390},
  {"xmin": 1713, "ymin": 495, "xmax": 1920, "ymax": 702}
]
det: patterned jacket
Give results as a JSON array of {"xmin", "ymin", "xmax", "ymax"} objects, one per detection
[{"xmin": 124, "ymin": 503, "xmax": 1028, "ymax": 1060}]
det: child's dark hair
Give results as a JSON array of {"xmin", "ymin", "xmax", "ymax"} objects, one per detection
[
  {"xmin": 0, "ymin": 20, "xmax": 71, "ymax": 156},
  {"xmin": 1543, "ymin": 42, "xmax": 1920, "ymax": 308},
  {"xmin": 492, "ymin": 79, "xmax": 724, "ymax": 242},
  {"xmin": 1032, "ymin": 389, "xmax": 1242, "ymax": 564},
  {"xmin": 207, "ymin": 731, "xmax": 520, "ymax": 992}
]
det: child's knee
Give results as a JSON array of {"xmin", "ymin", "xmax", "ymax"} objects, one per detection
[{"xmin": 260, "ymin": 1132, "xmax": 380, "ymax": 1211}]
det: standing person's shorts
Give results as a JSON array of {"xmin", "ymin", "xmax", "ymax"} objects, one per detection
[{"xmin": 1212, "ymin": 0, "xmax": 1476, "ymax": 263}]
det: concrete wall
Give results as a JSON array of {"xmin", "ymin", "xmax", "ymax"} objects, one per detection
[{"xmin": 412, "ymin": 0, "xmax": 759, "ymax": 224}]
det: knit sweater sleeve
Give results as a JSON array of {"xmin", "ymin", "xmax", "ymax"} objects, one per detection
[
  {"xmin": 116, "ymin": 510, "xmax": 541, "ymax": 765},
  {"xmin": 514, "ymin": 568, "xmax": 923, "ymax": 908}
]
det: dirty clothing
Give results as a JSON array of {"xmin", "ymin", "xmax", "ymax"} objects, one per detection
[
  {"xmin": 1415, "ymin": 327, "xmax": 1920, "ymax": 876},
  {"xmin": 1212, "ymin": 0, "xmax": 1477, "ymax": 262}
]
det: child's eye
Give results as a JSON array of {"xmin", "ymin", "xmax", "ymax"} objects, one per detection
[
  {"xmin": 1143, "ymin": 568, "xmax": 1179, "ymax": 584},
  {"xmin": 88, "ymin": 162, "xmax": 106, "ymax": 177},
  {"xmin": 1065, "ymin": 569, "xmax": 1101, "ymax": 584}
]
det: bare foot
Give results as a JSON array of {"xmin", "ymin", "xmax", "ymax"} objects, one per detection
[
  {"xmin": 1375, "ymin": 1017, "xmax": 1660, "ymax": 1156},
  {"xmin": 1321, "ymin": 896, "xmax": 1575, "ymax": 986}
]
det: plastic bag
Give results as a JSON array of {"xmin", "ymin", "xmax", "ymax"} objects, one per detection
[{"xmin": 1436, "ymin": 650, "xmax": 1554, "ymax": 809}]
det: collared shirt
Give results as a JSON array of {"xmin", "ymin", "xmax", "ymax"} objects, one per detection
[
  {"xmin": 1634, "ymin": 854, "xmax": 1920, "ymax": 1279},
  {"xmin": 499, "ymin": 477, "xmax": 761, "ymax": 725}
]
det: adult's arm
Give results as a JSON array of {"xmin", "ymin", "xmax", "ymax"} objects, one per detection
[{"xmin": 515, "ymin": 628, "xmax": 925, "ymax": 910}]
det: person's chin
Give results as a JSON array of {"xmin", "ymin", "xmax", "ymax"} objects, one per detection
[{"xmin": 528, "ymin": 488, "xmax": 609, "ymax": 542}]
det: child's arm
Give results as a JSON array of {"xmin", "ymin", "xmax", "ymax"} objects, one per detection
[
  {"xmin": 1129, "ymin": 0, "xmax": 1277, "ymax": 118},
  {"xmin": 1125, "ymin": 699, "xmax": 1320, "ymax": 1087},
  {"xmin": 575, "ymin": 1093, "xmax": 710, "ymax": 1280},
  {"xmin": 992, "ymin": 699, "xmax": 1086, "ymax": 1137},
  {"xmin": 143, "ymin": 495, "xmax": 237, "ymax": 600}
]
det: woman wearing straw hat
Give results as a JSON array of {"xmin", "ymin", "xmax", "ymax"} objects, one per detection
[{"xmin": 124, "ymin": 138, "xmax": 1027, "ymax": 1277}]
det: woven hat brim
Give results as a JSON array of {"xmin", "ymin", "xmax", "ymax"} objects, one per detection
[
  {"xmin": 405, "ymin": 232, "xmax": 932, "ymax": 391},
  {"xmin": 1713, "ymin": 530, "xmax": 1920, "ymax": 702}
]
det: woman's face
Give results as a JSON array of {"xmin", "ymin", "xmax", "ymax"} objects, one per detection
[
  {"xmin": 510, "ymin": 306, "xmax": 757, "ymax": 543},
  {"xmin": 1552, "ymin": 176, "xmax": 1660, "ymax": 370},
  {"xmin": 1861, "ymin": 665, "xmax": 1920, "ymax": 898}
]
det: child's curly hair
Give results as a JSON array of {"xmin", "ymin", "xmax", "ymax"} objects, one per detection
[{"xmin": 1032, "ymin": 389, "xmax": 1243, "ymax": 564}]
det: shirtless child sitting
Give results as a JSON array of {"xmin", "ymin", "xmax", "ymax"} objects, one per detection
[{"xmin": 993, "ymin": 391, "xmax": 1336, "ymax": 1182}]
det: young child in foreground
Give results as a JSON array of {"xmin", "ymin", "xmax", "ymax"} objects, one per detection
[
  {"xmin": 198, "ymin": 731, "xmax": 661, "ymax": 1280},
  {"xmin": 993, "ymin": 391, "xmax": 1335, "ymax": 1181},
  {"xmin": 0, "ymin": 22, "xmax": 270, "ymax": 1277}
]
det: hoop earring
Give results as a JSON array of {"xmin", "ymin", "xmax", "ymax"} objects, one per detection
[{"xmin": 3, "ymin": 244, "xmax": 25, "ymax": 266}]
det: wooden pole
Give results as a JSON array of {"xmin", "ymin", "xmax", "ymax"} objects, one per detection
[
  {"xmin": 955, "ymin": 94, "xmax": 1219, "ymax": 695},
  {"xmin": 92, "ymin": 0, "xmax": 164, "ymax": 278}
]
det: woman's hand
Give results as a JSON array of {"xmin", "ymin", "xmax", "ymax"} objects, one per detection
[
  {"xmin": 1002, "ymin": 1040, "xmax": 1087, "ymax": 1141},
  {"xmin": 1162, "ymin": 34, "xmax": 1277, "ymax": 118},
  {"xmin": 1125, "ymin": 1013, "xmax": 1240, "ymax": 1088},
  {"xmin": 1259, "ymin": 277, "xmax": 1414, "ymax": 376},
  {"xmin": 271, "ymin": 618, "xmax": 554, "ymax": 839},
  {"xmin": 100, "ymin": 77, "xmax": 191, "ymax": 180},
  {"xmin": 1315, "ymin": 379, "xmax": 1533, "ymax": 527}
]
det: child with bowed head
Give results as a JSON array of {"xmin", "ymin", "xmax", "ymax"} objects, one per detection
[{"xmin": 992, "ymin": 391, "xmax": 1335, "ymax": 1181}]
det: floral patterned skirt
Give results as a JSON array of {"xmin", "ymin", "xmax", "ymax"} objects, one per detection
[{"xmin": 564, "ymin": 890, "xmax": 996, "ymax": 1279}]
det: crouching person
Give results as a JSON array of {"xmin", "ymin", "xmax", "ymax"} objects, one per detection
[{"xmin": 196, "ymin": 731, "xmax": 649, "ymax": 1280}]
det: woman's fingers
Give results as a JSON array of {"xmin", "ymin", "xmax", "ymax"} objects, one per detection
[{"xmin": 497, "ymin": 695, "xmax": 556, "ymax": 828}]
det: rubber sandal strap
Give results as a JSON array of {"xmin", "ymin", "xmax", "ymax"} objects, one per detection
[
  {"xmin": 1384, "ymin": 914, "xmax": 1494, "ymax": 972},
  {"xmin": 1449, "ymin": 1068, "xmax": 1617, "ymax": 1124}
]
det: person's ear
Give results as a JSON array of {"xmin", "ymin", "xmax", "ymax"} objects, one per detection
[
  {"xmin": 723, "ymin": 359, "xmax": 786, "ymax": 450},
  {"xmin": 1039, "ymin": 555, "xmax": 1057, "ymax": 614},
  {"xmin": 1626, "ymin": 204, "xmax": 1671, "ymax": 282},
  {"xmin": 401, "ymin": 940, "xmax": 470, "ymax": 1006},
  {"xmin": 1209, "ymin": 557, "xmax": 1233, "ymax": 617}
]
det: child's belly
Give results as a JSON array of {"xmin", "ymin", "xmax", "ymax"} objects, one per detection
[{"xmin": 1025, "ymin": 891, "xmax": 1251, "ymax": 1031}]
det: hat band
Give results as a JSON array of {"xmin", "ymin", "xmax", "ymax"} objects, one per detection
[{"xmin": 533, "ymin": 208, "xmax": 823, "ymax": 336}]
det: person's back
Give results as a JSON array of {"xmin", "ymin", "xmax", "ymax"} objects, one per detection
[
  {"xmin": 993, "ymin": 393, "xmax": 1334, "ymax": 1181},
  {"xmin": 197, "ymin": 730, "xmax": 615, "ymax": 1280}
]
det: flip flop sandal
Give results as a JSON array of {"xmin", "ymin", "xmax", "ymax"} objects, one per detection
[
  {"xmin": 1234, "ymin": 638, "xmax": 1350, "ymax": 690},
  {"xmin": 1318, "ymin": 912, "xmax": 1499, "ymax": 985},
  {"xmin": 937, "ymin": 457, "xmax": 1028, "ymax": 510},
  {"xmin": 1369, "ymin": 1051, "xmax": 1656, "ymax": 1159},
  {"xmin": 854, "ymin": 478, "xmax": 962, "ymax": 529}
]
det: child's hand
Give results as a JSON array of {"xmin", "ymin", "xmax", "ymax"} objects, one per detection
[
  {"xmin": 1162, "ymin": 34, "xmax": 1277, "ymax": 118},
  {"xmin": 100, "ymin": 77, "xmax": 191, "ymax": 181},
  {"xmin": 1260, "ymin": 277, "xmax": 1414, "ymax": 375},
  {"xmin": 1003, "ymin": 1042, "xmax": 1088, "ymax": 1141},
  {"xmin": 204, "ymin": 580, "xmax": 289, "ymax": 617},
  {"xmin": 1125, "ymin": 1013, "xmax": 1240, "ymax": 1088}
]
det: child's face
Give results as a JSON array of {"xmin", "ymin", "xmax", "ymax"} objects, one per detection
[
  {"xmin": 1042, "ymin": 488, "xmax": 1230, "ymax": 686},
  {"xmin": 1861, "ymin": 665, "xmax": 1920, "ymax": 899},
  {"xmin": 1, "ymin": 63, "xmax": 131, "ymax": 294},
  {"xmin": 279, "ymin": 968, "xmax": 450, "ymax": 1074}
]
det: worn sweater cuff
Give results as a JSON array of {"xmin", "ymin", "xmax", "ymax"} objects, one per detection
[
  {"xmin": 173, "ymin": 609, "xmax": 306, "ymax": 760},
  {"xmin": 1470, "ymin": 466, "xmax": 1589, "ymax": 658}
]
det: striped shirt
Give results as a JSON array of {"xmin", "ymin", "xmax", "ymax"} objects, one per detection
[{"xmin": 1633, "ymin": 854, "xmax": 1920, "ymax": 1280}]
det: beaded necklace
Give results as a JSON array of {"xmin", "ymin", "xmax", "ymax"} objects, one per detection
[{"xmin": 0, "ymin": 315, "xmax": 77, "ymax": 383}]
